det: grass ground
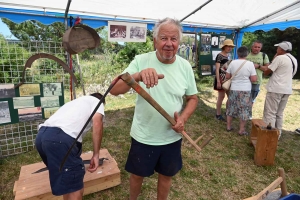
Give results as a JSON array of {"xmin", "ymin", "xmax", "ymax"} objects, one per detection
[{"xmin": 1, "ymin": 76, "xmax": 299, "ymax": 200}]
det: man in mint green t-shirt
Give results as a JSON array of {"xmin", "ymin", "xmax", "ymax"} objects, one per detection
[
  {"xmin": 246, "ymin": 41, "xmax": 270, "ymax": 103},
  {"xmin": 110, "ymin": 18, "xmax": 198, "ymax": 200}
]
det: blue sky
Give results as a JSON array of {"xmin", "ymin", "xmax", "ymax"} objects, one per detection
[{"xmin": 0, "ymin": 20, "xmax": 17, "ymax": 39}]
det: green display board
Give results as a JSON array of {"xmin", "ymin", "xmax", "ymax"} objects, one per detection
[
  {"xmin": 198, "ymin": 33, "xmax": 234, "ymax": 76},
  {"xmin": 0, "ymin": 83, "xmax": 64, "ymax": 125}
]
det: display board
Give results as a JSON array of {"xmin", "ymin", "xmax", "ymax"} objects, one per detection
[
  {"xmin": 0, "ymin": 83, "xmax": 64, "ymax": 125},
  {"xmin": 197, "ymin": 33, "xmax": 234, "ymax": 76}
]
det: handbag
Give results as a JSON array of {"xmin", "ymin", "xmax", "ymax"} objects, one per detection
[
  {"xmin": 219, "ymin": 60, "xmax": 232, "ymax": 81},
  {"xmin": 222, "ymin": 60, "xmax": 247, "ymax": 91}
]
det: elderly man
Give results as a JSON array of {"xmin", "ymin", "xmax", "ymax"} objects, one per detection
[
  {"xmin": 263, "ymin": 41, "xmax": 298, "ymax": 139},
  {"xmin": 246, "ymin": 40, "xmax": 270, "ymax": 104},
  {"xmin": 110, "ymin": 18, "xmax": 198, "ymax": 200}
]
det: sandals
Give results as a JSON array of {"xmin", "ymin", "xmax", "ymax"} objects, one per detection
[
  {"xmin": 238, "ymin": 131, "xmax": 248, "ymax": 136},
  {"xmin": 226, "ymin": 128, "xmax": 234, "ymax": 132},
  {"xmin": 216, "ymin": 115, "xmax": 226, "ymax": 122}
]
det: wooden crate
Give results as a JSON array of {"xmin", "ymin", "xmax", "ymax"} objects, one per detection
[
  {"xmin": 250, "ymin": 119, "xmax": 279, "ymax": 166},
  {"xmin": 13, "ymin": 148, "xmax": 121, "ymax": 200}
]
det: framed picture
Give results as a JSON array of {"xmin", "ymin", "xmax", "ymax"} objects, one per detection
[
  {"xmin": 0, "ymin": 101, "xmax": 11, "ymax": 124},
  {"xmin": 18, "ymin": 107, "xmax": 42, "ymax": 122},
  {"xmin": 108, "ymin": 21, "xmax": 147, "ymax": 42},
  {"xmin": 201, "ymin": 34, "xmax": 211, "ymax": 45},
  {"xmin": 13, "ymin": 97, "xmax": 35, "ymax": 109},
  {"xmin": 212, "ymin": 50, "xmax": 222, "ymax": 60},
  {"xmin": 40, "ymin": 96, "xmax": 59, "ymax": 108},
  {"xmin": 44, "ymin": 107, "xmax": 59, "ymax": 119},
  {"xmin": 179, "ymin": 32, "xmax": 198, "ymax": 68},
  {"xmin": 201, "ymin": 65, "xmax": 212, "ymax": 76},
  {"xmin": 43, "ymin": 83, "xmax": 62, "ymax": 96},
  {"xmin": 0, "ymin": 84, "xmax": 15, "ymax": 99},
  {"xmin": 19, "ymin": 84, "xmax": 40, "ymax": 96},
  {"xmin": 219, "ymin": 36, "xmax": 226, "ymax": 48}
]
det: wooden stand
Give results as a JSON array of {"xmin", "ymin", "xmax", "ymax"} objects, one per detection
[
  {"xmin": 244, "ymin": 168, "xmax": 288, "ymax": 200},
  {"xmin": 13, "ymin": 149, "xmax": 121, "ymax": 200},
  {"xmin": 250, "ymin": 119, "xmax": 279, "ymax": 166}
]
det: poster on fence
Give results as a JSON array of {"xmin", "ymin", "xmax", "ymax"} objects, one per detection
[
  {"xmin": 19, "ymin": 84, "xmax": 40, "ymax": 96},
  {"xmin": 0, "ymin": 101, "xmax": 11, "ymax": 124},
  {"xmin": 0, "ymin": 84, "xmax": 15, "ymax": 99},
  {"xmin": 0, "ymin": 82, "xmax": 64, "ymax": 125},
  {"xmin": 108, "ymin": 21, "xmax": 147, "ymax": 42}
]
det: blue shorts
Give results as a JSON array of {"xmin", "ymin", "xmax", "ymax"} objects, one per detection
[
  {"xmin": 35, "ymin": 126, "xmax": 85, "ymax": 196},
  {"xmin": 251, "ymin": 83, "xmax": 260, "ymax": 102},
  {"xmin": 125, "ymin": 137, "xmax": 182, "ymax": 177}
]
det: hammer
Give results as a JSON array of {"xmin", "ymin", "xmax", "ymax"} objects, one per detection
[{"xmin": 120, "ymin": 72, "xmax": 213, "ymax": 152}]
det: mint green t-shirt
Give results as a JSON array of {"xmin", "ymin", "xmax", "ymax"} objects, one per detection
[
  {"xmin": 122, "ymin": 51, "xmax": 198, "ymax": 145},
  {"xmin": 246, "ymin": 52, "xmax": 270, "ymax": 84}
]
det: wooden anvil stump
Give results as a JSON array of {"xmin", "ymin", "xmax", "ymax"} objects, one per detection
[{"xmin": 13, "ymin": 148, "xmax": 121, "ymax": 200}]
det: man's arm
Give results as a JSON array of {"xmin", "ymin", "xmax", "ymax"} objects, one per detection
[
  {"xmin": 110, "ymin": 69, "xmax": 164, "ymax": 95},
  {"xmin": 110, "ymin": 72, "xmax": 140, "ymax": 95},
  {"xmin": 264, "ymin": 68, "xmax": 273, "ymax": 76},
  {"xmin": 88, "ymin": 112, "xmax": 103, "ymax": 173},
  {"xmin": 172, "ymin": 94, "xmax": 198, "ymax": 133},
  {"xmin": 257, "ymin": 63, "xmax": 270, "ymax": 72}
]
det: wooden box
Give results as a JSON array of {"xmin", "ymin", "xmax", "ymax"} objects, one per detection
[
  {"xmin": 13, "ymin": 148, "xmax": 121, "ymax": 200},
  {"xmin": 250, "ymin": 119, "xmax": 279, "ymax": 166}
]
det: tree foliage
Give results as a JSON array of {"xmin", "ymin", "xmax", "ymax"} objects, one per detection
[
  {"xmin": 1, "ymin": 18, "xmax": 65, "ymax": 42},
  {"xmin": 0, "ymin": 34, "xmax": 30, "ymax": 83},
  {"xmin": 115, "ymin": 36, "xmax": 154, "ymax": 64},
  {"xmin": 242, "ymin": 27, "xmax": 300, "ymax": 78}
]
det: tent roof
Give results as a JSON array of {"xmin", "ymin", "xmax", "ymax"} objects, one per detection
[{"xmin": 0, "ymin": 0, "xmax": 300, "ymax": 32}]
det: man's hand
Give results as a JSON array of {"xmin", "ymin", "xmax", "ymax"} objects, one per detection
[
  {"xmin": 139, "ymin": 68, "xmax": 164, "ymax": 88},
  {"xmin": 172, "ymin": 112, "xmax": 184, "ymax": 133},
  {"xmin": 87, "ymin": 154, "xmax": 99, "ymax": 173}
]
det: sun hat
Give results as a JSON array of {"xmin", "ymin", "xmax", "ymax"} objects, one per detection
[
  {"xmin": 274, "ymin": 41, "xmax": 292, "ymax": 51},
  {"xmin": 221, "ymin": 39, "xmax": 235, "ymax": 48}
]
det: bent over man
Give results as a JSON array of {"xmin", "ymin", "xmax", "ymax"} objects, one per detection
[{"xmin": 35, "ymin": 93, "xmax": 105, "ymax": 200}]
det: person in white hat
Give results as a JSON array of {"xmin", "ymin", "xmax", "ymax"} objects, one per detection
[{"xmin": 263, "ymin": 41, "xmax": 298, "ymax": 139}]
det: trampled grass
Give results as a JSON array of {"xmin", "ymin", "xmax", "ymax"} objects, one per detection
[{"xmin": 0, "ymin": 76, "xmax": 299, "ymax": 200}]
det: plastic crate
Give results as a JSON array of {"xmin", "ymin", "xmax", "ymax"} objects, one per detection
[{"xmin": 280, "ymin": 194, "xmax": 300, "ymax": 200}]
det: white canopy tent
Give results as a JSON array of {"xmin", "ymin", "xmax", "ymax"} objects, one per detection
[{"xmin": 0, "ymin": 0, "xmax": 300, "ymax": 47}]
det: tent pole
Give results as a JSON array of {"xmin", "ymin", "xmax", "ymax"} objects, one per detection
[
  {"xmin": 64, "ymin": 0, "xmax": 76, "ymax": 100},
  {"xmin": 180, "ymin": 0, "xmax": 212, "ymax": 22}
]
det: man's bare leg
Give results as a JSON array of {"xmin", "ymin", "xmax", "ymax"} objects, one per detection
[
  {"xmin": 130, "ymin": 173, "xmax": 144, "ymax": 200},
  {"xmin": 63, "ymin": 188, "xmax": 84, "ymax": 200},
  {"xmin": 157, "ymin": 173, "xmax": 172, "ymax": 200}
]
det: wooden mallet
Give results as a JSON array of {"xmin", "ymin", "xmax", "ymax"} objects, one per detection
[{"xmin": 120, "ymin": 72, "xmax": 213, "ymax": 152}]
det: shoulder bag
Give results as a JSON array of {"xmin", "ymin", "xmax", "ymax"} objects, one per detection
[{"xmin": 222, "ymin": 60, "xmax": 247, "ymax": 91}]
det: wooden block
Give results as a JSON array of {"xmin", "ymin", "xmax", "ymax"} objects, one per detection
[
  {"xmin": 14, "ymin": 149, "xmax": 121, "ymax": 200},
  {"xmin": 250, "ymin": 119, "xmax": 267, "ymax": 143},
  {"xmin": 254, "ymin": 128, "xmax": 279, "ymax": 166},
  {"xmin": 250, "ymin": 119, "xmax": 279, "ymax": 166}
]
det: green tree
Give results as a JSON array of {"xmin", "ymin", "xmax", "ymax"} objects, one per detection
[
  {"xmin": 115, "ymin": 36, "xmax": 154, "ymax": 64},
  {"xmin": 0, "ymin": 34, "xmax": 30, "ymax": 83},
  {"xmin": 242, "ymin": 27, "xmax": 300, "ymax": 78},
  {"xmin": 1, "ymin": 18, "xmax": 65, "ymax": 42}
]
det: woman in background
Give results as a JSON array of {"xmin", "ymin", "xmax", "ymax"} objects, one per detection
[
  {"xmin": 225, "ymin": 46, "xmax": 257, "ymax": 135},
  {"xmin": 214, "ymin": 39, "xmax": 235, "ymax": 121}
]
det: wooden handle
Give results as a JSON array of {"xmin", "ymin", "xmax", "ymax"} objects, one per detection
[
  {"xmin": 121, "ymin": 73, "xmax": 176, "ymax": 125},
  {"xmin": 121, "ymin": 73, "xmax": 203, "ymax": 152}
]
